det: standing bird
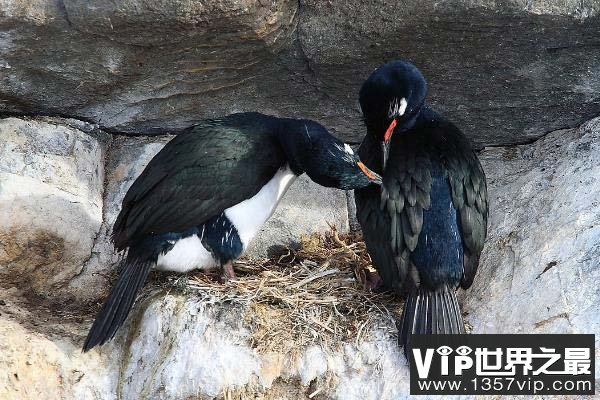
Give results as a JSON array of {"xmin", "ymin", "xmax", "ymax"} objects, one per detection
[
  {"xmin": 354, "ymin": 61, "xmax": 488, "ymax": 355},
  {"xmin": 84, "ymin": 112, "xmax": 381, "ymax": 351}
]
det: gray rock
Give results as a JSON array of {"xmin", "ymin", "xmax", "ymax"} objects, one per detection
[
  {"xmin": 0, "ymin": 0, "xmax": 298, "ymax": 133},
  {"xmin": 463, "ymin": 117, "xmax": 600, "ymax": 369},
  {"xmin": 345, "ymin": 190, "xmax": 360, "ymax": 232},
  {"xmin": 0, "ymin": 117, "xmax": 109, "ymax": 298},
  {"xmin": 298, "ymin": 0, "xmax": 600, "ymax": 147},
  {"xmin": 1, "ymin": 1, "xmax": 599, "ymax": 147},
  {"xmin": 1, "ymin": 115, "xmax": 599, "ymax": 398}
]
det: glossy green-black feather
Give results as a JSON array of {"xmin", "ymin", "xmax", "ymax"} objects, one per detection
[
  {"xmin": 355, "ymin": 107, "xmax": 488, "ymax": 292},
  {"xmin": 112, "ymin": 113, "xmax": 286, "ymax": 250}
]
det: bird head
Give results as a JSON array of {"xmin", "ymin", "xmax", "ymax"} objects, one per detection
[
  {"xmin": 359, "ymin": 60, "xmax": 427, "ymax": 169},
  {"xmin": 281, "ymin": 119, "xmax": 382, "ymax": 190}
]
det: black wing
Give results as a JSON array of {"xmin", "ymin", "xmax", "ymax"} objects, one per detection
[
  {"xmin": 355, "ymin": 118, "xmax": 488, "ymax": 292},
  {"xmin": 112, "ymin": 115, "xmax": 285, "ymax": 250},
  {"xmin": 442, "ymin": 125, "xmax": 488, "ymax": 289},
  {"xmin": 355, "ymin": 134, "xmax": 432, "ymax": 293}
]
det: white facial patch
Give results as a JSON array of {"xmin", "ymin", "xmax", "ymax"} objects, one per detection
[
  {"xmin": 344, "ymin": 143, "xmax": 354, "ymax": 155},
  {"xmin": 388, "ymin": 97, "xmax": 408, "ymax": 118},
  {"xmin": 399, "ymin": 98, "xmax": 408, "ymax": 116}
]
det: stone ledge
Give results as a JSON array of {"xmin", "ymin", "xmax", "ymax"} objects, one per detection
[{"xmin": 0, "ymin": 116, "xmax": 599, "ymax": 399}]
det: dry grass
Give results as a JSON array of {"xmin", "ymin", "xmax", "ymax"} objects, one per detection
[{"xmin": 159, "ymin": 227, "xmax": 402, "ymax": 355}]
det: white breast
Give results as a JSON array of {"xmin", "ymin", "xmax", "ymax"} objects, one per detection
[
  {"xmin": 225, "ymin": 164, "xmax": 297, "ymax": 248},
  {"xmin": 156, "ymin": 235, "xmax": 217, "ymax": 273},
  {"xmin": 154, "ymin": 165, "xmax": 297, "ymax": 273}
]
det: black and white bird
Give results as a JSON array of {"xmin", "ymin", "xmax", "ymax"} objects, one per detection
[
  {"xmin": 354, "ymin": 61, "xmax": 488, "ymax": 355},
  {"xmin": 83, "ymin": 112, "xmax": 381, "ymax": 351}
]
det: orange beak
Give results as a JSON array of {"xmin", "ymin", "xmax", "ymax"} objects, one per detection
[
  {"xmin": 384, "ymin": 118, "xmax": 397, "ymax": 142},
  {"xmin": 382, "ymin": 118, "xmax": 397, "ymax": 171},
  {"xmin": 357, "ymin": 161, "xmax": 382, "ymax": 185}
]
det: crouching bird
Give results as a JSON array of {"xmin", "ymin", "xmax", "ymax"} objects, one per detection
[
  {"xmin": 83, "ymin": 112, "xmax": 381, "ymax": 351},
  {"xmin": 354, "ymin": 61, "xmax": 488, "ymax": 355}
]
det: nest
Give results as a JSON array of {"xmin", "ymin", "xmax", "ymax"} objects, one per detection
[{"xmin": 159, "ymin": 227, "xmax": 403, "ymax": 354}]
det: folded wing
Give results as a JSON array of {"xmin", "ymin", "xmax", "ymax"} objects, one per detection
[{"xmin": 112, "ymin": 115, "xmax": 286, "ymax": 250}]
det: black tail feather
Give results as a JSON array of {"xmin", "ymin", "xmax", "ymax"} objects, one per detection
[
  {"xmin": 83, "ymin": 257, "xmax": 154, "ymax": 352},
  {"xmin": 398, "ymin": 284, "xmax": 465, "ymax": 359}
]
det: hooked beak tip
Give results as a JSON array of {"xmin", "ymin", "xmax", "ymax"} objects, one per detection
[
  {"xmin": 372, "ymin": 173, "xmax": 383, "ymax": 186},
  {"xmin": 381, "ymin": 141, "xmax": 391, "ymax": 171}
]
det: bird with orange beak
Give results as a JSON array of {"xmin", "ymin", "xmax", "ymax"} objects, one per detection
[
  {"xmin": 355, "ymin": 61, "xmax": 489, "ymax": 357},
  {"xmin": 83, "ymin": 112, "xmax": 382, "ymax": 352}
]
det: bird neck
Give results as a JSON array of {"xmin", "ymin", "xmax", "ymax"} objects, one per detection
[{"xmin": 275, "ymin": 118, "xmax": 311, "ymax": 176}]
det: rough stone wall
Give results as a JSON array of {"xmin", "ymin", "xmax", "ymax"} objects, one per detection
[
  {"xmin": 0, "ymin": 118, "xmax": 109, "ymax": 300},
  {"xmin": 1, "ymin": 0, "xmax": 599, "ymax": 146},
  {"xmin": 1, "ymin": 1, "xmax": 599, "ymax": 398},
  {"xmin": 0, "ymin": 116, "xmax": 598, "ymax": 399}
]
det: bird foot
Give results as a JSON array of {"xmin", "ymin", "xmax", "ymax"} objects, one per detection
[
  {"xmin": 364, "ymin": 270, "xmax": 384, "ymax": 291},
  {"xmin": 355, "ymin": 266, "xmax": 384, "ymax": 292},
  {"xmin": 220, "ymin": 261, "xmax": 236, "ymax": 283}
]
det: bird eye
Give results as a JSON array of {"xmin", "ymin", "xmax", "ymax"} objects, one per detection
[
  {"xmin": 436, "ymin": 346, "xmax": 453, "ymax": 356},
  {"xmin": 456, "ymin": 346, "xmax": 472, "ymax": 356}
]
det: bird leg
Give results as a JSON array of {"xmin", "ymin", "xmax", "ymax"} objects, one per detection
[
  {"xmin": 221, "ymin": 260, "xmax": 236, "ymax": 282},
  {"xmin": 364, "ymin": 269, "xmax": 383, "ymax": 291},
  {"xmin": 355, "ymin": 265, "xmax": 383, "ymax": 291}
]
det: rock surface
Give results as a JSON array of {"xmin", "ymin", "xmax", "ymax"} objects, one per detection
[
  {"xmin": 1, "ymin": 116, "xmax": 598, "ymax": 399},
  {"xmin": 113, "ymin": 294, "xmax": 407, "ymax": 400},
  {"xmin": 298, "ymin": 0, "xmax": 600, "ymax": 146},
  {"xmin": 463, "ymin": 117, "xmax": 600, "ymax": 382},
  {"xmin": 1, "ymin": 1, "xmax": 599, "ymax": 147},
  {"xmin": 67, "ymin": 134, "xmax": 172, "ymax": 304},
  {"xmin": 0, "ymin": 314, "xmax": 116, "ymax": 400},
  {"xmin": 0, "ymin": 0, "xmax": 298, "ymax": 133},
  {"xmin": 0, "ymin": 117, "xmax": 109, "ymax": 299}
]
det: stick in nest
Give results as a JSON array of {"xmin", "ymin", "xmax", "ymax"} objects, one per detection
[{"xmin": 155, "ymin": 227, "xmax": 403, "ymax": 354}]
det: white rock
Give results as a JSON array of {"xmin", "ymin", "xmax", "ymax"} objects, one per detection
[
  {"xmin": 118, "ymin": 296, "xmax": 261, "ymax": 399},
  {"xmin": 67, "ymin": 135, "xmax": 171, "ymax": 302},
  {"xmin": 109, "ymin": 294, "xmax": 407, "ymax": 400},
  {"xmin": 0, "ymin": 312, "xmax": 118, "ymax": 400},
  {"xmin": 463, "ymin": 116, "xmax": 600, "ymax": 382},
  {"xmin": 2, "ymin": 117, "xmax": 599, "ymax": 399},
  {"xmin": 0, "ymin": 117, "xmax": 108, "ymax": 296}
]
